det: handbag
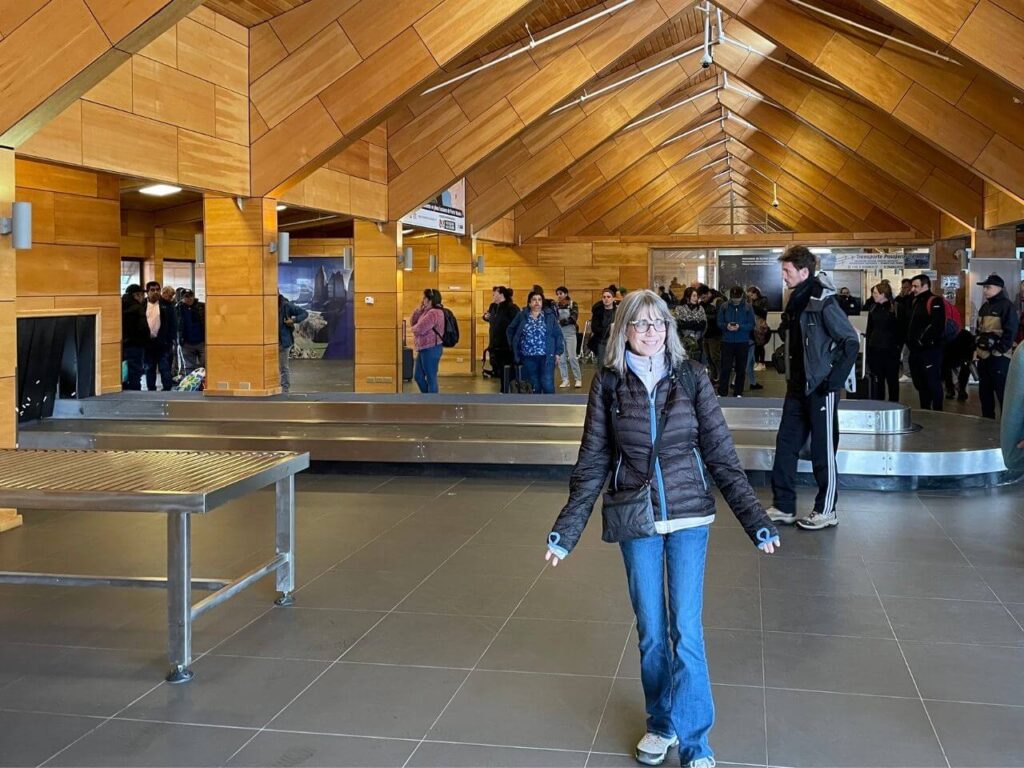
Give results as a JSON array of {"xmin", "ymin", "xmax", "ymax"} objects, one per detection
[{"xmin": 600, "ymin": 373, "xmax": 679, "ymax": 543}]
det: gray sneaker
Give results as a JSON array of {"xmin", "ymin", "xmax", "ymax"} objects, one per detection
[
  {"xmin": 797, "ymin": 509, "xmax": 838, "ymax": 530},
  {"xmin": 767, "ymin": 506, "xmax": 798, "ymax": 524},
  {"xmin": 636, "ymin": 733, "xmax": 678, "ymax": 766},
  {"xmin": 683, "ymin": 758, "xmax": 716, "ymax": 768}
]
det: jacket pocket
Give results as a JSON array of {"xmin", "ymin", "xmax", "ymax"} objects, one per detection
[{"xmin": 693, "ymin": 448, "xmax": 708, "ymax": 491}]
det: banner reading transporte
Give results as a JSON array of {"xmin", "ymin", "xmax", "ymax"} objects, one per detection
[{"xmin": 401, "ymin": 179, "xmax": 466, "ymax": 235}]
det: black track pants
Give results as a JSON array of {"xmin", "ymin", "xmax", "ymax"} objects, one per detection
[{"xmin": 771, "ymin": 390, "xmax": 840, "ymax": 516}]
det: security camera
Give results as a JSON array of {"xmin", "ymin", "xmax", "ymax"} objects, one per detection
[
  {"xmin": 700, "ymin": 52, "xmax": 713, "ymax": 68},
  {"xmin": 772, "ymin": 199, "xmax": 780, "ymax": 208}
]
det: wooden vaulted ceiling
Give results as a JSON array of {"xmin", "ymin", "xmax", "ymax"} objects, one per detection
[{"xmin": 8, "ymin": 0, "xmax": 1024, "ymax": 243}]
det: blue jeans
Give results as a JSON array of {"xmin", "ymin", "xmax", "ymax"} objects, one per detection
[
  {"xmin": 521, "ymin": 355, "xmax": 554, "ymax": 394},
  {"xmin": 414, "ymin": 344, "xmax": 443, "ymax": 393},
  {"xmin": 620, "ymin": 527, "xmax": 714, "ymax": 764}
]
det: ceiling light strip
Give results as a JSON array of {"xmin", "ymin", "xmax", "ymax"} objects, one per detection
[
  {"xmin": 719, "ymin": 34, "xmax": 845, "ymax": 91},
  {"xmin": 786, "ymin": 0, "xmax": 961, "ymax": 66},
  {"xmin": 550, "ymin": 42, "xmax": 705, "ymax": 116},
  {"xmin": 422, "ymin": 0, "xmax": 636, "ymax": 95}
]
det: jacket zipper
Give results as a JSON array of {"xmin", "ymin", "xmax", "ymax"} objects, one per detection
[
  {"xmin": 649, "ymin": 390, "xmax": 669, "ymax": 522},
  {"xmin": 693, "ymin": 447, "xmax": 708, "ymax": 491},
  {"xmin": 613, "ymin": 455, "xmax": 622, "ymax": 492}
]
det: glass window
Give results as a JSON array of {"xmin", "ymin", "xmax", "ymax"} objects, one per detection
[
  {"xmin": 120, "ymin": 259, "xmax": 142, "ymax": 295},
  {"xmin": 163, "ymin": 261, "xmax": 195, "ymax": 296}
]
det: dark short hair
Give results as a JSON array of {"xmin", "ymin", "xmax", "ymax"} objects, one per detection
[
  {"xmin": 601, "ymin": 287, "xmax": 615, "ymax": 297},
  {"xmin": 729, "ymin": 285, "xmax": 745, "ymax": 299},
  {"xmin": 911, "ymin": 273, "xmax": 931, "ymax": 288},
  {"xmin": 145, "ymin": 281, "xmax": 161, "ymax": 291},
  {"xmin": 126, "ymin": 283, "xmax": 143, "ymax": 295},
  {"xmin": 527, "ymin": 290, "xmax": 544, "ymax": 306},
  {"xmin": 747, "ymin": 285, "xmax": 762, "ymax": 298},
  {"xmin": 532, "ymin": 284, "xmax": 543, "ymax": 294},
  {"xmin": 496, "ymin": 286, "xmax": 512, "ymax": 301},
  {"xmin": 556, "ymin": 285, "xmax": 568, "ymax": 295},
  {"xmin": 696, "ymin": 284, "xmax": 710, "ymax": 296},
  {"xmin": 901, "ymin": 278, "xmax": 912, "ymax": 285},
  {"xmin": 779, "ymin": 245, "xmax": 816, "ymax": 272}
]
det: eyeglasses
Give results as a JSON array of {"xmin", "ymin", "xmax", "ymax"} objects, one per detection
[{"xmin": 628, "ymin": 318, "xmax": 668, "ymax": 333}]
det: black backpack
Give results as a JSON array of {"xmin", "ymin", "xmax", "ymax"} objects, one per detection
[{"xmin": 434, "ymin": 306, "xmax": 460, "ymax": 348}]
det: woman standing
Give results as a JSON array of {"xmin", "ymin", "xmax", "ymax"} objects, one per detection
[
  {"xmin": 508, "ymin": 291, "xmax": 565, "ymax": 394},
  {"xmin": 545, "ymin": 290, "xmax": 779, "ymax": 768},
  {"xmin": 747, "ymin": 286, "xmax": 769, "ymax": 390},
  {"xmin": 672, "ymin": 287, "xmax": 707, "ymax": 363},
  {"xmin": 865, "ymin": 282, "xmax": 902, "ymax": 402},
  {"xmin": 410, "ymin": 289, "xmax": 445, "ymax": 393},
  {"xmin": 556, "ymin": 286, "xmax": 583, "ymax": 388},
  {"xmin": 486, "ymin": 286, "xmax": 518, "ymax": 390},
  {"xmin": 589, "ymin": 287, "xmax": 619, "ymax": 365}
]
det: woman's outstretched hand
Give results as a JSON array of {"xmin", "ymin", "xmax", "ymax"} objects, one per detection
[
  {"xmin": 545, "ymin": 549, "xmax": 561, "ymax": 567},
  {"xmin": 758, "ymin": 539, "xmax": 780, "ymax": 554}
]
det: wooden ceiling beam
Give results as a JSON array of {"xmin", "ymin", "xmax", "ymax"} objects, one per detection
[
  {"xmin": 716, "ymin": 0, "xmax": 1024, "ymax": 206},
  {"xmin": 386, "ymin": 0, "xmax": 696, "ymax": 221},
  {"xmin": 464, "ymin": 37, "xmax": 715, "ymax": 232},
  {"xmin": 0, "ymin": 0, "xmax": 200, "ymax": 146},
  {"xmin": 248, "ymin": 0, "xmax": 536, "ymax": 197},
  {"xmin": 714, "ymin": 21, "xmax": 982, "ymax": 226}
]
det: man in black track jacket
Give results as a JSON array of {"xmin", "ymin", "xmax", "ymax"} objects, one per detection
[
  {"xmin": 975, "ymin": 274, "xmax": 1020, "ymax": 419},
  {"xmin": 768, "ymin": 246, "xmax": 859, "ymax": 531},
  {"xmin": 906, "ymin": 274, "xmax": 946, "ymax": 411}
]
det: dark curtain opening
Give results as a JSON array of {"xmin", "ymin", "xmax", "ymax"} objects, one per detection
[{"xmin": 17, "ymin": 315, "xmax": 96, "ymax": 423}]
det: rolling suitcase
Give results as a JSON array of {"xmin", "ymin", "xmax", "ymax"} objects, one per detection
[
  {"xmin": 503, "ymin": 364, "xmax": 533, "ymax": 394},
  {"xmin": 402, "ymin": 321, "xmax": 414, "ymax": 382}
]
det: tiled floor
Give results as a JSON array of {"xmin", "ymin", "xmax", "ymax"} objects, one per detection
[{"xmin": 1, "ymin": 474, "xmax": 1023, "ymax": 767}]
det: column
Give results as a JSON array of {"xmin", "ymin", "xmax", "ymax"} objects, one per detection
[
  {"xmin": 437, "ymin": 234, "xmax": 473, "ymax": 376},
  {"xmin": 353, "ymin": 220, "xmax": 402, "ymax": 393},
  {"xmin": 202, "ymin": 195, "xmax": 280, "ymax": 396},
  {"xmin": 0, "ymin": 149, "xmax": 21, "ymax": 531}
]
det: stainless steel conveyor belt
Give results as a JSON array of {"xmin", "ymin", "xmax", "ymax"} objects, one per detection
[{"xmin": 0, "ymin": 449, "xmax": 309, "ymax": 683}]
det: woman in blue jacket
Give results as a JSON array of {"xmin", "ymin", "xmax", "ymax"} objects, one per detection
[
  {"xmin": 508, "ymin": 291, "xmax": 565, "ymax": 394},
  {"xmin": 716, "ymin": 286, "xmax": 755, "ymax": 396}
]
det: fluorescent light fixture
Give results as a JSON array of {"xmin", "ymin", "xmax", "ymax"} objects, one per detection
[
  {"xmin": 810, "ymin": 247, "xmax": 831, "ymax": 255},
  {"xmin": 276, "ymin": 204, "xmax": 287, "ymax": 212},
  {"xmin": 402, "ymin": 228, "xmax": 415, "ymax": 235},
  {"xmin": 423, "ymin": 0, "xmax": 636, "ymax": 95},
  {"xmin": 139, "ymin": 184, "xmax": 181, "ymax": 197}
]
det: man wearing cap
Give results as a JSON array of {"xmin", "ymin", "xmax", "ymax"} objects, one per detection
[
  {"xmin": 121, "ymin": 284, "xmax": 148, "ymax": 391},
  {"xmin": 975, "ymin": 274, "xmax": 1020, "ymax": 419}
]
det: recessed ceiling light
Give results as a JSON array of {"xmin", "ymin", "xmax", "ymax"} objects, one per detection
[
  {"xmin": 139, "ymin": 184, "xmax": 182, "ymax": 197},
  {"xmin": 276, "ymin": 204, "xmax": 287, "ymax": 212}
]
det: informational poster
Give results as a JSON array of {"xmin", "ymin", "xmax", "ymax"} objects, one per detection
[
  {"xmin": 278, "ymin": 258, "xmax": 354, "ymax": 360},
  {"xmin": 400, "ymin": 179, "xmax": 466, "ymax": 235},
  {"xmin": 717, "ymin": 253, "xmax": 784, "ymax": 310},
  {"xmin": 833, "ymin": 252, "xmax": 905, "ymax": 270}
]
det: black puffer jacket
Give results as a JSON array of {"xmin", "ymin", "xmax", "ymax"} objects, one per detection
[{"xmin": 549, "ymin": 358, "xmax": 776, "ymax": 555}]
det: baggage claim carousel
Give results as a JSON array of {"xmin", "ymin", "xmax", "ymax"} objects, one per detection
[{"xmin": 19, "ymin": 393, "xmax": 1015, "ymax": 490}]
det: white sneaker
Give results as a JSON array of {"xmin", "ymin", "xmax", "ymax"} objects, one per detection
[
  {"xmin": 899, "ymin": 374, "xmax": 911, "ymax": 383},
  {"xmin": 796, "ymin": 509, "xmax": 839, "ymax": 530},
  {"xmin": 574, "ymin": 381, "xmax": 582, "ymax": 388},
  {"xmin": 766, "ymin": 506, "xmax": 798, "ymax": 524},
  {"xmin": 636, "ymin": 733, "xmax": 678, "ymax": 766},
  {"xmin": 754, "ymin": 363, "xmax": 765, "ymax": 371},
  {"xmin": 559, "ymin": 380, "xmax": 570, "ymax": 388},
  {"xmin": 683, "ymin": 759, "xmax": 716, "ymax": 768}
]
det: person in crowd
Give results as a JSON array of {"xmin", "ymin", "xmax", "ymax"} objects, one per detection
[
  {"xmin": 278, "ymin": 293, "xmax": 309, "ymax": 394},
  {"xmin": 746, "ymin": 285, "xmax": 768, "ymax": 390},
  {"xmin": 555, "ymin": 286, "xmax": 583, "ymax": 388},
  {"xmin": 768, "ymin": 246, "xmax": 859, "ymax": 531},
  {"xmin": 142, "ymin": 281, "xmax": 175, "ymax": 391},
  {"xmin": 509, "ymin": 290, "xmax": 564, "ymax": 394},
  {"xmin": 532, "ymin": 284, "xmax": 557, "ymax": 313},
  {"xmin": 895, "ymin": 278, "xmax": 915, "ymax": 381},
  {"xmin": 486, "ymin": 286, "xmax": 518, "ymax": 392},
  {"xmin": 974, "ymin": 274, "xmax": 1020, "ymax": 419},
  {"xmin": 410, "ymin": 288, "xmax": 445, "ymax": 394},
  {"xmin": 865, "ymin": 282, "xmax": 903, "ymax": 402},
  {"xmin": 697, "ymin": 284, "xmax": 725, "ymax": 384},
  {"xmin": 121, "ymin": 284, "xmax": 147, "ymax": 391},
  {"xmin": 906, "ymin": 274, "xmax": 946, "ymax": 411},
  {"xmin": 161, "ymin": 285, "xmax": 176, "ymax": 304},
  {"xmin": 544, "ymin": 289, "xmax": 779, "ymax": 768},
  {"xmin": 177, "ymin": 289, "xmax": 205, "ymax": 375},
  {"xmin": 717, "ymin": 286, "xmax": 755, "ymax": 397},
  {"xmin": 657, "ymin": 285, "xmax": 672, "ymax": 306},
  {"xmin": 943, "ymin": 327, "xmax": 975, "ymax": 403},
  {"xmin": 836, "ymin": 286, "xmax": 857, "ymax": 316},
  {"xmin": 672, "ymin": 286, "xmax": 706, "ymax": 363},
  {"xmin": 589, "ymin": 287, "xmax": 619, "ymax": 366}
]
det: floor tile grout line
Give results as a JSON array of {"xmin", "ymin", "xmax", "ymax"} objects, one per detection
[
  {"xmin": 922, "ymin": 504, "xmax": 1024, "ymax": 636},
  {"xmin": 584, "ymin": 619, "xmax": 637, "ymax": 767},
  {"xmin": 863, "ymin": 550, "xmax": 951, "ymax": 768},
  {"xmin": 222, "ymin": 478, "xmax": 532, "ymax": 767},
  {"xmin": 758, "ymin": 545, "xmax": 770, "ymax": 768},
  {"xmin": 401, "ymin": 558, "xmax": 556, "ymax": 768}
]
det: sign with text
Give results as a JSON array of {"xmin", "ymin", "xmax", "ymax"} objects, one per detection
[
  {"xmin": 401, "ymin": 179, "xmax": 466, "ymax": 235},
  {"xmin": 832, "ymin": 252, "xmax": 906, "ymax": 270},
  {"xmin": 717, "ymin": 253, "xmax": 784, "ymax": 310}
]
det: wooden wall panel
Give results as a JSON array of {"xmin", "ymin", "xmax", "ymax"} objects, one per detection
[
  {"xmin": 14, "ymin": 158, "xmax": 122, "ymax": 399},
  {"xmin": 353, "ymin": 220, "xmax": 402, "ymax": 392}
]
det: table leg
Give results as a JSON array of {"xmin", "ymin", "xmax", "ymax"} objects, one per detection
[
  {"xmin": 274, "ymin": 475, "xmax": 296, "ymax": 606},
  {"xmin": 166, "ymin": 512, "xmax": 194, "ymax": 683}
]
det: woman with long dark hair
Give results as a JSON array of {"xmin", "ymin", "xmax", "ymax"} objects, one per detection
[
  {"xmin": 672, "ymin": 287, "xmax": 707, "ymax": 363},
  {"xmin": 545, "ymin": 289, "xmax": 779, "ymax": 768},
  {"xmin": 865, "ymin": 281, "xmax": 902, "ymax": 402},
  {"xmin": 508, "ymin": 290, "xmax": 565, "ymax": 394},
  {"xmin": 410, "ymin": 288, "xmax": 445, "ymax": 393}
]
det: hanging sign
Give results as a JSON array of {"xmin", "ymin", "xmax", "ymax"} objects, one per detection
[
  {"xmin": 401, "ymin": 179, "xmax": 466, "ymax": 235},
  {"xmin": 832, "ymin": 252, "xmax": 905, "ymax": 269},
  {"xmin": 941, "ymin": 275, "xmax": 961, "ymax": 290}
]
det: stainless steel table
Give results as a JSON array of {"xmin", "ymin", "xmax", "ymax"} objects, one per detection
[{"xmin": 0, "ymin": 449, "xmax": 309, "ymax": 683}]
